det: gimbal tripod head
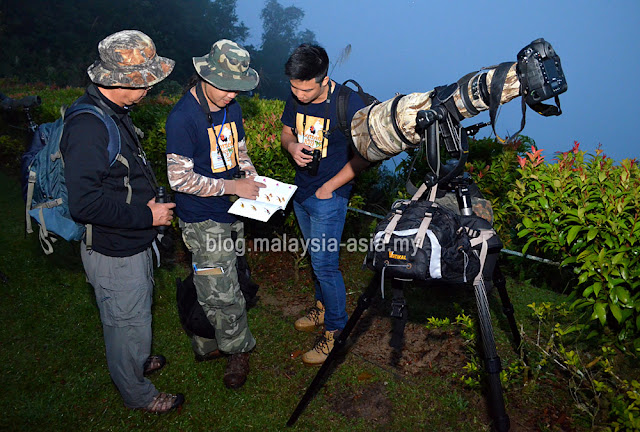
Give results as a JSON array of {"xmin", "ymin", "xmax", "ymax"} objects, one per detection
[{"xmin": 413, "ymin": 83, "xmax": 492, "ymax": 217}]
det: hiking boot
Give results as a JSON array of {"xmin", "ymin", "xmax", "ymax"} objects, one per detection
[
  {"xmin": 223, "ymin": 352, "xmax": 250, "ymax": 389},
  {"xmin": 294, "ymin": 300, "xmax": 325, "ymax": 332},
  {"xmin": 301, "ymin": 329, "xmax": 339, "ymax": 366}
]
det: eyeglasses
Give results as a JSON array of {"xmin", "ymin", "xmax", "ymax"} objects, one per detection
[{"xmin": 143, "ymin": 85, "xmax": 154, "ymax": 91}]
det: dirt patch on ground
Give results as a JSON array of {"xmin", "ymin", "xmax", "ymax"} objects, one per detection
[
  {"xmin": 351, "ymin": 317, "xmax": 469, "ymax": 377},
  {"xmin": 253, "ymin": 250, "xmax": 470, "ymax": 378},
  {"xmin": 329, "ymin": 381, "xmax": 393, "ymax": 426}
]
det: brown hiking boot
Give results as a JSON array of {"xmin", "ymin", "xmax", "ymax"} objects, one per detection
[
  {"xmin": 301, "ymin": 329, "xmax": 338, "ymax": 366},
  {"xmin": 223, "ymin": 352, "xmax": 250, "ymax": 389},
  {"xmin": 294, "ymin": 300, "xmax": 325, "ymax": 332}
]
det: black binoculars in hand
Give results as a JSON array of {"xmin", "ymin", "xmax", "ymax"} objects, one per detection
[{"xmin": 301, "ymin": 148, "xmax": 321, "ymax": 176}]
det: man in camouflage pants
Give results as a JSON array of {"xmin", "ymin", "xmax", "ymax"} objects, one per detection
[{"xmin": 166, "ymin": 40, "xmax": 264, "ymax": 389}]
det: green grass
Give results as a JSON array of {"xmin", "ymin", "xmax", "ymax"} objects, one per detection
[{"xmin": 0, "ymin": 169, "xmax": 618, "ymax": 432}]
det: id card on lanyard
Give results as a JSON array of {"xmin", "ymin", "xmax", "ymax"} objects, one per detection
[
  {"xmin": 194, "ymin": 82, "xmax": 239, "ymax": 176},
  {"xmin": 208, "ymin": 108, "xmax": 238, "ymax": 172}
]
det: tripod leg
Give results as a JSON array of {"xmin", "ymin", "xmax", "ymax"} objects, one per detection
[
  {"xmin": 286, "ymin": 273, "xmax": 381, "ymax": 427},
  {"xmin": 493, "ymin": 264, "xmax": 521, "ymax": 348},
  {"xmin": 474, "ymin": 278, "xmax": 510, "ymax": 432}
]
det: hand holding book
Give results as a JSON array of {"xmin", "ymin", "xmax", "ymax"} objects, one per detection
[{"xmin": 228, "ymin": 176, "xmax": 297, "ymax": 222}]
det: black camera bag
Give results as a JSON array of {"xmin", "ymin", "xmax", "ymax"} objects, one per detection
[{"xmin": 366, "ymin": 184, "xmax": 501, "ymax": 286}]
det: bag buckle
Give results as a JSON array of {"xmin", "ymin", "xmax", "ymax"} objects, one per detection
[{"xmin": 390, "ymin": 298, "xmax": 406, "ymax": 318}]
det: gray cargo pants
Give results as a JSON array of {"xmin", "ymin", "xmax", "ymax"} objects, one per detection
[
  {"xmin": 81, "ymin": 245, "xmax": 158, "ymax": 409},
  {"xmin": 179, "ymin": 219, "xmax": 255, "ymax": 356}
]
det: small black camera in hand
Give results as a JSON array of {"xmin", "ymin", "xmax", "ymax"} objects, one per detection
[{"xmin": 301, "ymin": 148, "xmax": 321, "ymax": 176}]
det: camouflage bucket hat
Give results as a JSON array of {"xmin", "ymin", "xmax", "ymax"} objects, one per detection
[
  {"xmin": 87, "ymin": 30, "xmax": 175, "ymax": 88},
  {"xmin": 193, "ymin": 39, "xmax": 259, "ymax": 92}
]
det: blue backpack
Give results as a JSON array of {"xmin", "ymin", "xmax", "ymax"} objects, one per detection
[{"xmin": 22, "ymin": 103, "xmax": 127, "ymax": 254}]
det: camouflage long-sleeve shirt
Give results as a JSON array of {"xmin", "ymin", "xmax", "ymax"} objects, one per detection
[{"xmin": 167, "ymin": 136, "xmax": 257, "ymax": 197}]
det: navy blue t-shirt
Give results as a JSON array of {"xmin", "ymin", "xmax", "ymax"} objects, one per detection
[
  {"xmin": 281, "ymin": 82, "xmax": 365, "ymax": 203},
  {"xmin": 166, "ymin": 91, "xmax": 244, "ymax": 223}
]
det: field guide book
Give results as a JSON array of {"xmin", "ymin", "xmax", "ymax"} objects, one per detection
[{"xmin": 228, "ymin": 176, "xmax": 297, "ymax": 222}]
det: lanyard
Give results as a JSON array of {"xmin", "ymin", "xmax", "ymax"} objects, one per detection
[
  {"xmin": 211, "ymin": 108, "xmax": 227, "ymax": 149},
  {"xmin": 194, "ymin": 82, "xmax": 237, "ymax": 176}
]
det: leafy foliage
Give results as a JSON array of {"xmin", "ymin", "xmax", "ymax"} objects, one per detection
[
  {"xmin": 508, "ymin": 144, "xmax": 640, "ymax": 347},
  {"xmin": 526, "ymin": 301, "xmax": 640, "ymax": 430}
]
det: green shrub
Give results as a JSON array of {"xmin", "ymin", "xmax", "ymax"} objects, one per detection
[
  {"xmin": 239, "ymin": 95, "xmax": 292, "ymax": 183},
  {"xmin": 465, "ymin": 137, "xmax": 529, "ymax": 245},
  {"xmin": 508, "ymin": 143, "xmax": 640, "ymax": 347}
]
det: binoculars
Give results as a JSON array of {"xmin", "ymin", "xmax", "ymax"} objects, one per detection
[{"xmin": 301, "ymin": 148, "xmax": 321, "ymax": 176}]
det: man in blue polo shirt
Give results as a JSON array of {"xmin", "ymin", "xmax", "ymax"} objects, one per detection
[
  {"xmin": 280, "ymin": 44, "xmax": 370, "ymax": 365},
  {"xmin": 166, "ymin": 39, "xmax": 265, "ymax": 388}
]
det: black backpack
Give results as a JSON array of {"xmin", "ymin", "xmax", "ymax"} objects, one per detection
[
  {"xmin": 335, "ymin": 79, "xmax": 379, "ymax": 145},
  {"xmin": 176, "ymin": 251, "xmax": 259, "ymax": 339}
]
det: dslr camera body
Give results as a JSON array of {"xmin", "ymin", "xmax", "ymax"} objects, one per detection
[
  {"xmin": 517, "ymin": 38, "xmax": 567, "ymax": 107},
  {"xmin": 301, "ymin": 148, "xmax": 321, "ymax": 176}
]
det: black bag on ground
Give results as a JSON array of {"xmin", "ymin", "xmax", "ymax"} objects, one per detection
[
  {"xmin": 176, "ymin": 253, "xmax": 259, "ymax": 339},
  {"xmin": 176, "ymin": 273, "xmax": 216, "ymax": 339}
]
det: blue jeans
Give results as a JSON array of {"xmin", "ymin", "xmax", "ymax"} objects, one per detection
[{"xmin": 293, "ymin": 193, "xmax": 349, "ymax": 331}]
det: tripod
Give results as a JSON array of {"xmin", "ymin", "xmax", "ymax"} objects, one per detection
[
  {"xmin": 286, "ymin": 194, "xmax": 520, "ymax": 431},
  {"xmin": 287, "ymin": 104, "xmax": 521, "ymax": 431}
]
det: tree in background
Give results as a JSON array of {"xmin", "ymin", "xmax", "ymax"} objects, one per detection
[
  {"xmin": 0, "ymin": 0, "xmax": 247, "ymax": 87},
  {"xmin": 250, "ymin": 0, "xmax": 316, "ymax": 99},
  {"xmin": 0, "ymin": 0, "xmax": 317, "ymax": 98}
]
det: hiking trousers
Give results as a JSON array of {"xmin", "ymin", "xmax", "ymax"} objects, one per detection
[
  {"xmin": 179, "ymin": 219, "xmax": 256, "ymax": 356},
  {"xmin": 81, "ymin": 245, "xmax": 158, "ymax": 409}
]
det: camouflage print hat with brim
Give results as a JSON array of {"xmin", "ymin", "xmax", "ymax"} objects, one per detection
[
  {"xmin": 87, "ymin": 30, "xmax": 175, "ymax": 88},
  {"xmin": 193, "ymin": 39, "xmax": 259, "ymax": 92}
]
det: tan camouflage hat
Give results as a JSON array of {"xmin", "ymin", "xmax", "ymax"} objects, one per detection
[
  {"xmin": 87, "ymin": 30, "xmax": 175, "ymax": 88},
  {"xmin": 193, "ymin": 39, "xmax": 259, "ymax": 92}
]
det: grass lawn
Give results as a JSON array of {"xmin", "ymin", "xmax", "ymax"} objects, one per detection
[{"xmin": 0, "ymin": 170, "xmax": 592, "ymax": 431}]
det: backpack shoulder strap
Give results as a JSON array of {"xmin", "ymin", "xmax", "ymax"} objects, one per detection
[
  {"xmin": 336, "ymin": 79, "xmax": 379, "ymax": 140},
  {"xmin": 65, "ymin": 103, "xmax": 122, "ymax": 166},
  {"xmin": 336, "ymin": 81, "xmax": 354, "ymax": 138},
  {"xmin": 64, "ymin": 103, "xmax": 129, "ymax": 251}
]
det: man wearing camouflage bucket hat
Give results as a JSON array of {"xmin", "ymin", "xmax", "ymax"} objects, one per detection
[
  {"xmin": 61, "ymin": 30, "xmax": 184, "ymax": 413},
  {"xmin": 166, "ymin": 39, "xmax": 264, "ymax": 389}
]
